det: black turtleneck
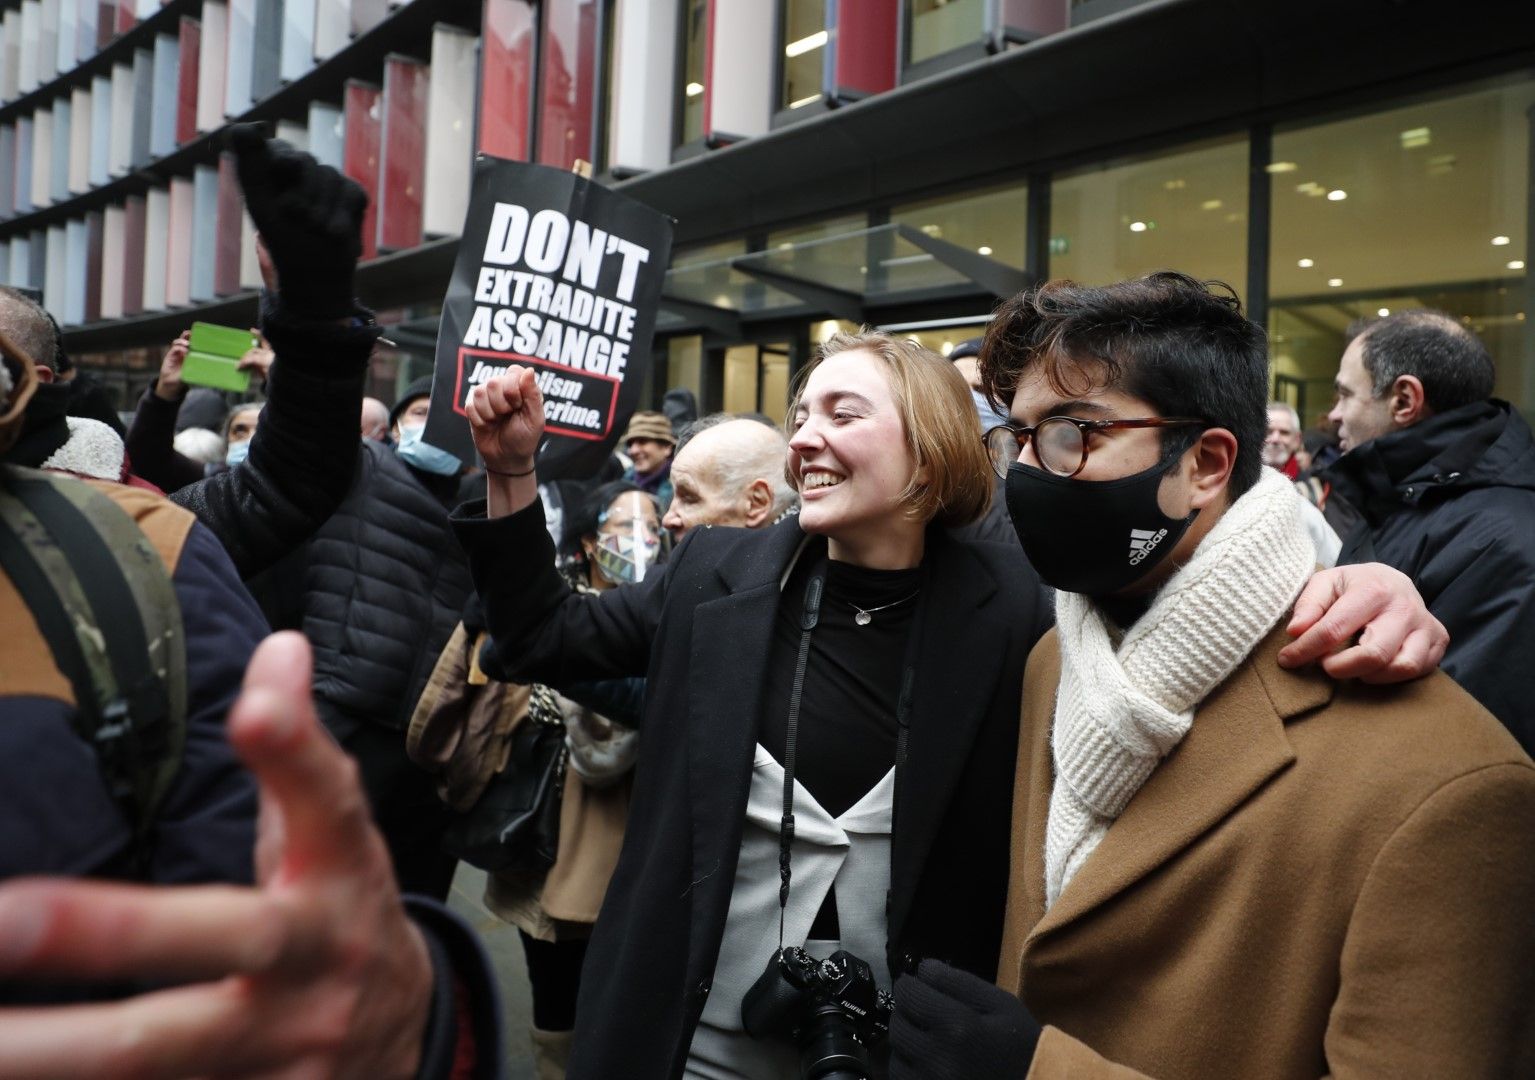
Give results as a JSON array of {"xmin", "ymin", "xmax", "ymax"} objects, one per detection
[{"xmin": 759, "ymin": 550, "xmax": 921, "ymax": 818}]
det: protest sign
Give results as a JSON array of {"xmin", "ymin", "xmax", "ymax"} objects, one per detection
[{"xmin": 424, "ymin": 156, "xmax": 673, "ymax": 480}]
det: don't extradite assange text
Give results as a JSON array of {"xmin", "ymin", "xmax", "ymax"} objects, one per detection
[{"xmin": 426, "ymin": 158, "xmax": 673, "ymax": 479}]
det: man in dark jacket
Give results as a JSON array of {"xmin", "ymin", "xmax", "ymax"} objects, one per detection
[
  {"xmin": 8, "ymin": 133, "xmax": 374, "ymax": 584},
  {"xmin": 252, "ymin": 374, "xmax": 472, "ymax": 900},
  {"xmin": 1324, "ymin": 309, "xmax": 1535, "ymax": 751}
]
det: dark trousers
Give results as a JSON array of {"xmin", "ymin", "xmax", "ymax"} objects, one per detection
[
  {"xmin": 327, "ymin": 713, "xmax": 458, "ymax": 901},
  {"xmin": 519, "ymin": 931, "xmax": 589, "ymax": 1032}
]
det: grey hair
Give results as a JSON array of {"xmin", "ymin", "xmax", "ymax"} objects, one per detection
[
  {"xmin": 1266, "ymin": 401, "xmax": 1301, "ymax": 431},
  {"xmin": 0, "ymin": 287, "xmax": 57, "ymax": 373},
  {"xmin": 173, "ymin": 426, "xmax": 227, "ymax": 465},
  {"xmin": 688, "ymin": 416, "xmax": 798, "ymax": 517}
]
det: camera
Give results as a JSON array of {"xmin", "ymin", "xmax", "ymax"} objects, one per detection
[{"xmin": 740, "ymin": 946, "xmax": 894, "ymax": 1080}]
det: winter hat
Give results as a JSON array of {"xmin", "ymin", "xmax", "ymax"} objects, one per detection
[
  {"xmin": 621, "ymin": 411, "xmax": 675, "ymax": 446},
  {"xmin": 389, "ymin": 375, "xmax": 435, "ymax": 430}
]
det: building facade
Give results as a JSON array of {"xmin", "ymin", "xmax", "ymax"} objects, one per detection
[{"xmin": 1, "ymin": 0, "xmax": 1531, "ymax": 430}]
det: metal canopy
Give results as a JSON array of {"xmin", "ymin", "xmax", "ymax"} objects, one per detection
[{"xmin": 657, "ymin": 222, "xmax": 1028, "ymax": 332}]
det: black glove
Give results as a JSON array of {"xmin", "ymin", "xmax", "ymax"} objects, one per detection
[
  {"xmin": 227, "ymin": 122, "xmax": 367, "ymax": 320},
  {"xmin": 889, "ymin": 959, "xmax": 1042, "ymax": 1080}
]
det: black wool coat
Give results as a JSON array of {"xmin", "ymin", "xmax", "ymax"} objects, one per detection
[{"xmin": 452, "ymin": 502, "xmax": 1052, "ymax": 1079}]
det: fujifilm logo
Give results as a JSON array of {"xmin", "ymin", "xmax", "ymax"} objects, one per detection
[{"xmin": 1129, "ymin": 527, "xmax": 1168, "ymax": 565}]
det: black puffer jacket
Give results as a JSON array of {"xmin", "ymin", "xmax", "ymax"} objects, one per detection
[
  {"xmin": 170, "ymin": 299, "xmax": 376, "ymax": 580},
  {"xmin": 253, "ymin": 440, "xmax": 472, "ymax": 729},
  {"xmin": 1325, "ymin": 399, "xmax": 1535, "ymax": 752}
]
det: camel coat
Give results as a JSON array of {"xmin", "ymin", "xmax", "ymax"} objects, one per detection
[{"xmin": 1000, "ymin": 625, "xmax": 1535, "ymax": 1080}]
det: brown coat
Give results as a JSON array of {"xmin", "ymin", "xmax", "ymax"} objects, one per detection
[{"xmin": 1000, "ymin": 625, "xmax": 1535, "ymax": 1080}]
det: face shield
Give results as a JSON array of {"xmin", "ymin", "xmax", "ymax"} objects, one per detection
[{"xmin": 589, "ymin": 491, "xmax": 671, "ymax": 585}]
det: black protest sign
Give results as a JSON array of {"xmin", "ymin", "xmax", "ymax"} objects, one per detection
[{"xmin": 424, "ymin": 157, "xmax": 673, "ymax": 480}]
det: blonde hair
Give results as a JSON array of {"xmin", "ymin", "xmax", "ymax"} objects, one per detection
[{"xmin": 785, "ymin": 330, "xmax": 993, "ymax": 528}]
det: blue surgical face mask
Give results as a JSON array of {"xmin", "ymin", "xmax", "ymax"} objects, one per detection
[
  {"xmin": 225, "ymin": 439, "xmax": 251, "ymax": 467},
  {"xmin": 972, "ymin": 389, "xmax": 1012, "ymax": 434},
  {"xmin": 396, "ymin": 424, "xmax": 462, "ymax": 477}
]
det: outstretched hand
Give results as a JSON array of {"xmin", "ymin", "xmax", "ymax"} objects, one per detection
[
  {"xmin": 0, "ymin": 632, "xmax": 433, "ymax": 1080},
  {"xmin": 227, "ymin": 123, "xmax": 367, "ymax": 320},
  {"xmin": 1280, "ymin": 562, "xmax": 1449, "ymax": 682}
]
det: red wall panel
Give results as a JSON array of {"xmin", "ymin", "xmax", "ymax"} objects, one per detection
[
  {"xmin": 834, "ymin": 0, "xmax": 895, "ymax": 99},
  {"xmin": 176, "ymin": 17, "xmax": 200, "ymax": 146},
  {"xmin": 121, "ymin": 193, "xmax": 145, "ymax": 316},
  {"xmin": 342, "ymin": 80, "xmax": 381, "ymax": 260},
  {"xmin": 377, "ymin": 55, "xmax": 427, "ymax": 253},
  {"xmin": 478, "ymin": 0, "xmax": 533, "ymax": 161},
  {"xmin": 535, "ymin": 0, "xmax": 597, "ymax": 170},
  {"xmin": 214, "ymin": 151, "xmax": 242, "ymax": 295}
]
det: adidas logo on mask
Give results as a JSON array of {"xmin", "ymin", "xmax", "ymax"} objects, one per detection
[{"xmin": 1128, "ymin": 527, "xmax": 1168, "ymax": 565}]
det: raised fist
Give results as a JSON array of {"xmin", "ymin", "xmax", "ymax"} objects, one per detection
[
  {"xmin": 467, "ymin": 367, "xmax": 545, "ymax": 475},
  {"xmin": 227, "ymin": 123, "xmax": 367, "ymax": 320}
]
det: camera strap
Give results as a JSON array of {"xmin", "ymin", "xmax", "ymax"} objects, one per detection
[{"xmin": 775, "ymin": 570, "xmax": 917, "ymax": 950}]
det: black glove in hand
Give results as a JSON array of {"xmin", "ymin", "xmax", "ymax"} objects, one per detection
[
  {"xmin": 889, "ymin": 960, "xmax": 1042, "ymax": 1080},
  {"xmin": 227, "ymin": 123, "xmax": 367, "ymax": 320}
]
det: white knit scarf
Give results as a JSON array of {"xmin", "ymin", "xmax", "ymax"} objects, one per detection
[{"xmin": 1044, "ymin": 467, "xmax": 1316, "ymax": 908}]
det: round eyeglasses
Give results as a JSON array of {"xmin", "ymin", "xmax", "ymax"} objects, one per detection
[{"xmin": 982, "ymin": 416, "xmax": 1206, "ymax": 479}]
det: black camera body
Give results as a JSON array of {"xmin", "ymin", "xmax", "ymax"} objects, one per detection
[{"xmin": 741, "ymin": 946, "xmax": 894, "ymax": 1080}]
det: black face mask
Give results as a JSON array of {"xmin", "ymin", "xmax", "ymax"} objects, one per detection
[{"xmin": 1004, "ymin": 456, "xmax": 1198, "ymax": 596}]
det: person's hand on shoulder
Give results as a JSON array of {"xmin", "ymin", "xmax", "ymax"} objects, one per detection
[
  {"xmin": 227, "ymin": 123, "xmax": 367, "ymax": 321},
  {"xmin": 890, "ymin": 960, "xmax": 1041, "ymax": 1079},
  {"xmin": 153, "ymin": 331, "xmax": 191, "ymax": 402},
  {"xmin": 1279, "ymin": 562, "xmax": 1449, "ymax": 682},
  {"xmin": 0, "ymin": 632, "xmax": 435, "ymax": 1080}
]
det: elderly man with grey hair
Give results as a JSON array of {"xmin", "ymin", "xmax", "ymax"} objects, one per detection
[
  {"xmin": 662, "ymin": 414, "xmax": 798, "ymax": 539},
  {"xmin": 1263, "ymin": 400, "xmax": 1306, "ymax": 478}
]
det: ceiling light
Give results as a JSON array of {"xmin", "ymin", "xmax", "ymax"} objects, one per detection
[
  {"xmin": 1201, "ymin": 199, "xmax": 1223, "ymax": 211},
  {"xmin": 1163, "ymin": 179, "xmax": 1186, "ymax": 191},
  {"xmin": 1326, "ymin": 189, "xmax": 1347, "ymax": 201},
  {"xmin": 787, "ymin": 93, "xmax": 820, "ymax": 109},
  {"xmin": 685, "ymin": 82, "xmax": 704, "ymax": 97},
  {"xmin": 1509, "ymin": 260, "xmax": 1526, "ymax": 271},
  {"xmin": 941, "ymin": 341, "xmax": 953, "ymax": 355},
  {"xmin": 1399, "ymin": 127, "xmax": 1431, "ymax": 149},
  {"xmin": 784, "ymin": 30, "xmax": 827, "ymax": 58},
  {"xmin": 1129, "ymin": 221, "xmax": 1147, "ymax": 233},
  {"xmin": 1377, "ymin": 307, "xmax": 1390, "ymax": 317},
  {"xmin": 1492, "ymin": 235, "xmax": 1511, "ymax": 246},
  {"xmin": 1265, "ymin": 161, "xmax": 1298, "ymax": 174},
  {"xmin": 1297, "ymin": 258, "xmax": 1314, "ymax": 268},
  {"xmin": 1295, "ymin": 181, "xmax": 1325, "ymax": 197},
  {"xmin": 1328, "ymin": 278, "xmax": 1343, "ymax": 288},
  {"xmin": 976, "ymin": 245, "xmax": 992, "ymax": 255}
]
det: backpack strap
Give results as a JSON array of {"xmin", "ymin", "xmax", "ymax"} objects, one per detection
[{"xmin": 0, "ymin": 466, "xmax": 187, "ymax": 874}]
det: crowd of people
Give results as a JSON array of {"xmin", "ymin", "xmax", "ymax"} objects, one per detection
[{"xmin": 0, "ymin": 126, "xmax": 1531, "ymax": 1080}]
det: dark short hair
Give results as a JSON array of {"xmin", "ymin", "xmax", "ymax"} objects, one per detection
[
  {"xmin": 979, "ymin": 271, "xmax": 1269, "ymax": 498},
  {"xmin": 1346, "ymin": 309, "xmax": 1494, "ymax": 412}
]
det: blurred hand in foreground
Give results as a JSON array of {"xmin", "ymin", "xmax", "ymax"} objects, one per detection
[{"xmin": 0, "ymin": 632, "xmax": 433, "ymax": 1080}]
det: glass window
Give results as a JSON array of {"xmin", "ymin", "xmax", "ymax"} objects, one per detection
[
  {"xmin": 780, "ymin": 0, "xmax": 826, "ymax": 111},
  {"xmin": 667, "ymin": 334, "xmax": 703, "ymax": 402},
  {"xmin": 536, "ymin": 0, "xmax": 599, "ymax": 170},
  {"xmin": 724, "ymin": 342, "xmax": 793, "ymax": 416},
  {"xmin": 888, "ymin": 181, "xmax": 1028, "ymax": 293},
  {"xmin": 905, "ymin": 0, "xmax": 982, "ymax": 66},
  {"xmin": 1049, "ymin": 135, "xmax": 1249, "ymax": 288},
  {"xmin": 1269, "ymin": 79, "xmax": 1534, "ymax": 423},
  {"xmin": 678, "ymin": 0, "xmax": 707, "ymax": 145}
]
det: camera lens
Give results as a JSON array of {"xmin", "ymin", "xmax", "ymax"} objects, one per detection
[{"xmin": 797, "ymin": 1004, "xmax": 871, "ymax": 1080}]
